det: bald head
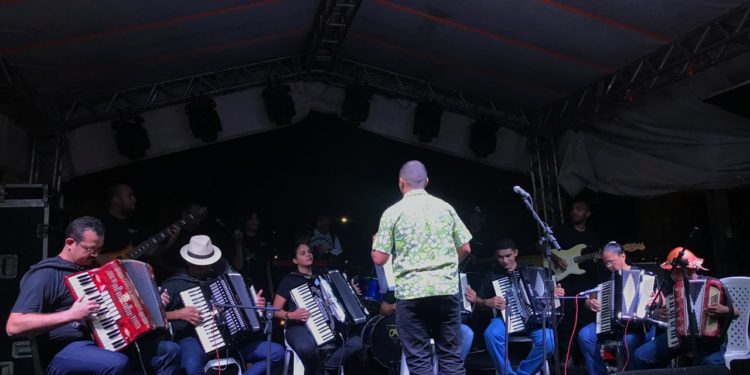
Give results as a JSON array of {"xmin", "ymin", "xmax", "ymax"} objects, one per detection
[{"xmin": 399, "ymin": 160, "xmax": 428, "ymax": 189}]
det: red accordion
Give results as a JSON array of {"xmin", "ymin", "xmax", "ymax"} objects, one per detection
[
  {"xmin": 667, "ymin": 274, "xmax": 724, "ymax": 349},
  {"xmin": 64, "ymin": 260, "xmax": 168, "ymax": 351}
]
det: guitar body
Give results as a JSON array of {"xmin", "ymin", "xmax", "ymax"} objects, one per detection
[
  {"xmin": 550, "ymin": 244, "xmax": 588, "ymax": 280},
  {"xmin": 97, "ymin": 244, "xmax": 134, "ymax": 264}
]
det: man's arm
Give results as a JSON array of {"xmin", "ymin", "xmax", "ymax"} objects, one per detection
[
  {"xmin": 6, "ymin": 296, "xmax": 98, "ymax": 337},
  {"xmin": 456, "ymin": 242, "xmax": 471, "ymax": 263},
  {"xmin": 371, "ymin": 250, "xmax": 390, "ymax": 266}
]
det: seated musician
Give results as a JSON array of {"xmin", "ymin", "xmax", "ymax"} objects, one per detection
[
  {"xmin": 272, "ymin": 243, "xmax": 363, "ymax": 375},
  {"xmin": 578, "ymin": 241, "xmax": 653, "ymax": 374},
  {"xmin": 633, "ymin": 247, "xmax": 739, "ymax": 369},
  {"xmin": 5, "ymin": 216, "xmax": 181, "ymax": 374},
  {"xmin": 466, "ymin": 238, "xmax": 564, "ymax": 375},
  {"xmin": 380, "ymin": 290, "xmax": 475, "ymax": 363},
  {"xmin": 161, "ymin": 235, "xmax": 284, "ymax": 375}
]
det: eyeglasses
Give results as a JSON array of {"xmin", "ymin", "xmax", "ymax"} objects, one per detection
[{"xmin": 76, "ymin": 241, "xmax": 102, "ymax": 254}]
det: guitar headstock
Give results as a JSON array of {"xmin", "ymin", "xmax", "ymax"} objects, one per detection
[
  {"xmin": 180, "ymin": 205, "xmax": 208, "ymax": 231},
  {"xmin": 623, "ymin": 242, "xmax": 646, "ymax": 252}
]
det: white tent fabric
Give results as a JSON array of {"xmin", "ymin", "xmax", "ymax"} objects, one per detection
[
  {"xmin": 558, "ymin": 60, "xmax": 750, "ymax": 197},
  {"xmin": 64, "ymin": 82, "xmax": 529, "ymax": 178}
]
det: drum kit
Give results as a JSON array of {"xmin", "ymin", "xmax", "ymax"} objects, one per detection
[{"xmin": 355, "ymin": 276, "xmax": 406, "ymax": 371}]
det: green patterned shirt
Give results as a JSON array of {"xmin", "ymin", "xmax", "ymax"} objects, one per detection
[{"xmin": 373, "ymin": 189, "xmax": 472, "ymax": 300}]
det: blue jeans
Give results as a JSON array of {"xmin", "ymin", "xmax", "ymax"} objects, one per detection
[
  {"xmin": 178, "ymin": 336, "xmax": 284, "ymax": 375},
  {"xmin": 47, "ymin": 340, "xmax": 129, "ymax": 375},
  {"xmin": 577, "ymin": 322, "xmax": 644, "ymax": 375},
  {"xmin": 47, "ymin": 338, "xmax": 180, "ymax": 375},
  {"xmin": 633, "ymin": 332, "xmax": 726, "ymax": 369},
  {"xmin": 459, "ymin": 324, "xmax": 474, "ymax": 361},
  {"xmin": 483, "ymin": 318, "xmax": 554, "ymax": 375}
]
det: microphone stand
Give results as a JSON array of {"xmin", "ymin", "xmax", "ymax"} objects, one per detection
[
  {"xmin": 211, "ymin": 301, "xmax": 280, "ymax": 375},
  {"xmin": 518, "ymin": 194, "xmax": 562, "ymax": 375}
]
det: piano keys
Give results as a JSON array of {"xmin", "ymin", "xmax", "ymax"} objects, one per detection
[
  {"xmin": 667, "ymin": 276, "xmax": 725, "ymax": 349},
  {"xmin": 290, "ymin": 283, "xmax": 335, "ymax": 346},
  {"xmin": 65, "ymin": 260, "xmax": 167, "ymax": 351},
  {"xmin": 179, "ymin": 273, "xmax": 261, "ymax": 353},
  {"xmin": 459, "ymin": 272, "xmax": 473, "ymax": 315},
  {"xmin": 596, "ymin": 269, "xmax": 657, "ymax": 337},
  {"xmin": 492, "ymin": 274, "xmax": 529, "ymax": 334}
]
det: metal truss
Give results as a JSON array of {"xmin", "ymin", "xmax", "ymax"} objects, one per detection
[
  {"xmin": 61, "ymin": 55, "xmax": 306, "ymax": 128},
  {"xmin": 306, "ymin": 0, "xmax": 363, "ymax": 72},
  {"xmin": 528, "ymin": 135, "xmax": 565, "ymax": 228},
  {"xmin": 546, "ymin": 2, "xmax": 750, "ymax": 127},
  {"xmin": 330, "ymin": 58, "xmax": 531, "ymax": 129}
]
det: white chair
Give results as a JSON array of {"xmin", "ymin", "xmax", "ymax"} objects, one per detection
[
  {"xmin": 721, "ymin": 276, "xmax": 750, "ymax": 370},
  {"xmin": 282, "ymin": 332, "xmax": 344, "ymax": 375},
  {"xmin": 400, "ymin": 338, "xmax": 437, "ymax": 375}
]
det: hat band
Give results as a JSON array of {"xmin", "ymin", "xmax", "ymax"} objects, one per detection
[{"xmin": 187, "ymin": 248, "xmax": 214, "ymax": 259}]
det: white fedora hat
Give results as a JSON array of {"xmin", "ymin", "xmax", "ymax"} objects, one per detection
[{"xmin": 180, "ymin": 235, "xmax": 222, "ymax": 266}]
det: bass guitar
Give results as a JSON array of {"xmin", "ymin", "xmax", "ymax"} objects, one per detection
[{"xmin": 97, "ymin": 205, "xmax": 207, "ymax": 264}]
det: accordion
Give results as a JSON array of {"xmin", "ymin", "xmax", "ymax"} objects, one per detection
[
  {"xmin": 596, "ymin": 269, "xmax": 656, "ymax": 336},
  {"xmin": 491, "ymin": 266, "xmax": 561, "ymax": 334},
  {"xmin": 459, "ymin": 272, "xmax": 472, "ymax": 315},
  {"xmin": 289, "ymin": 271, "xmax": 368, "ymax": 346},
  {"xmin": 65, "ymin": 260, "xmax": 167, "ymax": 351},
  {"xmin": 179, "ymin": 273, "xmax": 261, "ymax": 353},
  {"xmin": 667, "ymin": 276, "xmax": 725, "ymax": 349}
]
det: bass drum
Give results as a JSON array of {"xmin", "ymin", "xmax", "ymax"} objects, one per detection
[{"xmin": 361, "ymin": 314, "xmax": 402, "ymax": 369}]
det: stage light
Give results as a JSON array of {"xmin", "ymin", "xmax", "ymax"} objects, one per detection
[
  {"xmin": 340, "ymin": 216, "xmax": 349, "ymax": 224},
  {"xmin": 185, "ymin": 96, "xmax": 222, "ymax": 142},
  {"xmin": 111, "ymin": 113, "xmax": 150, "ymax": 159},
  {"xmin": 341, "ymin": 83, "xmax": 373, "ymax": 125},
  {"xmin": 262, "ymin": 83, "xmax": 295, "ymax": 125},
  {"xmin": 469, "ymin": 119, "xmax": 500, "ymax": 158},
  {"xmin": 413, "ymin": 101, "xmax": 443, "ymax": 143}
]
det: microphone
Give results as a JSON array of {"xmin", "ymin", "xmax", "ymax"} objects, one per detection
[
  {"xmin": 577, "ymin": 287, "xmax": 599, "ymax": 296},
  {"xmin": 512, "ymin": 186, "xmax": 532, "ymax": 199}
]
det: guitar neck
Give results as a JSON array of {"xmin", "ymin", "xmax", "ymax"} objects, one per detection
[
  {"xmin": 128, "ymin": 221, "xmax": 181, "ymax": 259},
  {"xmin": 573, "ymin": 251, "xmax": 600, "ymax": 263}
]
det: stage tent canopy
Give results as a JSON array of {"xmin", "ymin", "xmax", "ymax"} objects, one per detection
[{"xmin": 1, "ymin": 0, "xmax": 749, "ymax": 196}]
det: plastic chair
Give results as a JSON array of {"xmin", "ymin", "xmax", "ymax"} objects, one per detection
[
  {"xmin": 721, "ymin": 276, "xmax": 750, "ymax": 369},
  {"xmin": 400, "ymin": 338, "xmax": 437, "ymax": 375}
]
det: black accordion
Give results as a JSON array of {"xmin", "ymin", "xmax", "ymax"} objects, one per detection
[
  {"xmin": 596, "ymin": 268, "xmax": 656, "ymax": 337},
  {"xmin": 179, "ymin": 273, "xmax": 262, "ymax": 353},
  {"xmin": 290, "ymin": 270, "xmax": 368, "ymax": 346},
  {"xmin": 491, "ymin": 266, "xmax": 561, "ymax": 333}
]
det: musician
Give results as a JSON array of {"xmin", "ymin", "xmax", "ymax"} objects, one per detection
[
  {"xmin": 577, "ymin": 241, "xmax": 649, "ymax": 375},
  {"xmin": 273, "ymin": 243, "xmax": 363, "ymax": 375},
  {"xmin": 372, "ymin": 160, "xmax": 472, "ymax": 375},
  {"xmin": 161, "ymin": 235, "xmax": 284, "ymax": 375},
  {"xmin": 632, "ymin": 248, "xmax": 739, "ymax": 369},
  {"xmin": 467, "ymin": 238, "xmax": 563, "ymax": 375},
  {"xmin": 98, "ymin": 183, "xmax": 180, "ymax": 261},
  {"xmin": 379, "ymin": 290, "xmax": 475, "ymax": 362},
  {"xmin": 5, "ymin": 216, "xmax": 181, "ymax": 374},
  {"xmin": 232, "ymin": 210, "xmax": 274, "ymax": 294},
  {"xmin": 309, "ymin": 214, "xmax": 344, "ymax": 261}
]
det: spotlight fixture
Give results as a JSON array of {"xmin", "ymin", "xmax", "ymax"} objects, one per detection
[
  {"xmin": 341, "ymin": 83, "xmax": 373, "ymax": 125},
  {"xmin": 469, "ymin": 119, "xmax": 500, "ymax": 158},
  {"xmin": 111, "ymin": 112, "xmax": 150, "ymax": 159},
  {"xmin": 413, "ymin": 101, "xmax": 443, "ymax": 143},
  {"xmin": 185, "ymin": 95, "xmax": 222, "ymax": 142},
  {"xmin": 262, "ymin": 82, "xmax": 296, "ymax": 125}
]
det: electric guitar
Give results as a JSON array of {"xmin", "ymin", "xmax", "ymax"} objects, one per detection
[
  {"xmin": 97, "ymin": 205, "xmax": 207, "ymax": 264},
  {"xmin": 519, "ymin": 242, "xmax": 646, "ymax": 281}
]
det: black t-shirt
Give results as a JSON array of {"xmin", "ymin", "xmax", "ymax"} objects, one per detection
[
  {"xmin": 99, "ymin": 212, "xmax": 147, "ymax": 253},
  {"xmin": 276, "ymin": 272, "xmax": 318, "ymax": 326},
  {"xmin": 11, "ymin": 256, "xmax": 91, "ymax": 361},
  {"xmin": 161, "ymin": 259, "xmax": 232, "ymax": 340},
  {"xmin": 239, "ymin": 234, "xmax": 272, "ymax": 290}
]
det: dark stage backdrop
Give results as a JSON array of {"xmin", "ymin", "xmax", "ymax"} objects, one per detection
[{"xmin": 60, "ymin": 111, "xmax": 749, "ymax": 280}]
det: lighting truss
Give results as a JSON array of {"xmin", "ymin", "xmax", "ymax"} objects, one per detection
[
  {"xmin": 61, "ymin": 55, "xmax": 306, "ymax": 128},
  {"xmin": 545, "ymin": 2, "xmax": 750, "ymax": 127},
  {"xmin": 306, "ymin": 0, "xmax": 363, "ymax": 72}
]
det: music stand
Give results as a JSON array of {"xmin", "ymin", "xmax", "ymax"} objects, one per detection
[{"xmin": 211, "ymin": 301, "xmax": 280, "ymax": 375}]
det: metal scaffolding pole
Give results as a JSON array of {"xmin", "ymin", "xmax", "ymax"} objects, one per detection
[{"xmin": 306, "ymin": 0, "xmax": 363, "ymax": 72}]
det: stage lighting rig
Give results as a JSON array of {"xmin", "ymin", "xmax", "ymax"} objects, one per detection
[
  {"xmin": 341, "ymin": 83, "xmax": 373, "ymax": 125},
  {"xmin": 262, "ymin": 82, "xmax": 295, "ymax": 125},
  {"xmin": 111, "ymin": 112, "xmax": 150, "ymax": 159},
  {"xmin": 413, "ymin": 101, "xmax": 443, "ymax": 143},
  {"xmin": 185, "ymin": 95, "xmax": 222, "ymax": 142},
  {"xmin": 469, "ymin": 119, "xmax": 500, "ymax": 158}
]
